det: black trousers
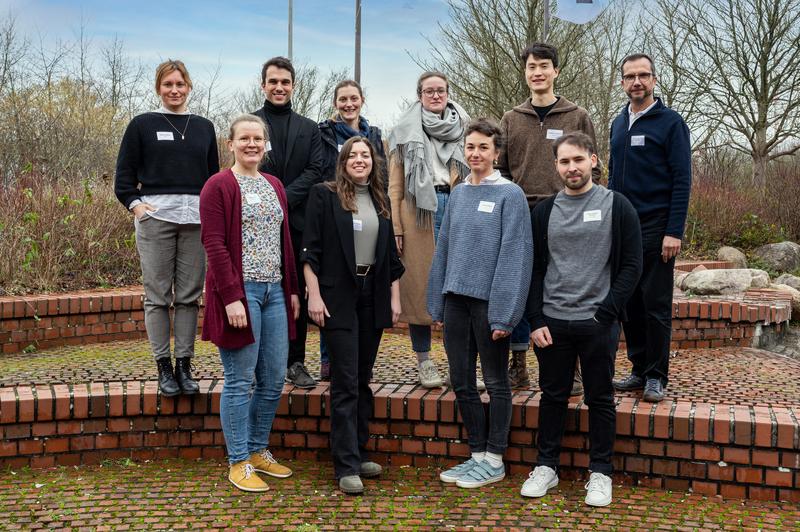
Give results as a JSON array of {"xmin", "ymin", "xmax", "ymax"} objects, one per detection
[
  {"xmin": 444, "ymin": 294, "xmax": 511, "ymax": 455},
  {"xmin": 322, "ymin": 274, "xmax": 383, "ymax": 479},
  {"xmin": 622, "ymin": 215, "xmax": 674, "ymax": 385},
  {"xmin": 535, "ymin": 316, "xmax": 619, "ymax": 475},
  {"xmin": 288, "ymin": 227, "xmax": 309, "ymax": 367}
]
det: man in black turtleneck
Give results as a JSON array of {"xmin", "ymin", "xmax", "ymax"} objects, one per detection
[{"xmin": 252, "ymin": 56, "xmax": 323, "ymax": 388}]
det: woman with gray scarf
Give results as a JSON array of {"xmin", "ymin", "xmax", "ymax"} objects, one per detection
[{"xmin": 388, "ymin": 71, "xmax": 482, "ymax": 389}]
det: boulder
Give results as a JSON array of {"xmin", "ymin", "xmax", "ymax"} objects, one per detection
[
  {"xmin": 674, "ymin": 270, "xmax": 690, "ymax": 290},
  {"xmin": 682, "ymin": 269, "xmax": 753, "ymax": 295},
  {"xmin": 775, "ymin": 273, "xmax": 800, "ymax": 291},
  {"xmin": 753, "ymin": 241, "xmax": 800, "ymax": 273},
  {"xmin": 770, "ymin": 283, "xmax": 800, "ymax": 315},
  {"xmin": 717, "ymin": 246, "xmax": 747, "ymax": 268},
  {"xmin": 747, "ymin": 269, "xmax": 771, "ymax": 288}
]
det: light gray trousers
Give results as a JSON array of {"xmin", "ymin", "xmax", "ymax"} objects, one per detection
[{"xmin": 135, "ymin": 216, "xmax": 205, "ymax": 360}]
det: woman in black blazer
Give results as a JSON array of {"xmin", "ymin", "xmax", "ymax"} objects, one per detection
[{"xmin": 302, "ymin": 136, "xmax": 404, "ymax": 496}]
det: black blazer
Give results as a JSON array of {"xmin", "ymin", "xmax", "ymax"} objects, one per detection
[
  {"xmin": 301, "ymin": 183, "xmax": 405, "ymax": 330},
  {"xmin": 253, "ymin": 104, "xmax": 324, "ymax": 232}
]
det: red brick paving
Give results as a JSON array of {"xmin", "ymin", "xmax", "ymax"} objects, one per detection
[{"xmin": 0, "ymin": 458, "xmax": 798, "ymax": 530}]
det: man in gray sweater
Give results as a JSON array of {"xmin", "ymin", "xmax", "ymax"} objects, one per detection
[{"xmin": 521, "ymin": 132, "xmax": 642, "ymax": 507}]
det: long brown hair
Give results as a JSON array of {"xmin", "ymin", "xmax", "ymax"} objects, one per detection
[{"xmin": 326, "ymin": 137, "xmax": 389, "ymax": 217}]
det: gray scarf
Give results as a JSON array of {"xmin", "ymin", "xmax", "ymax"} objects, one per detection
[{"xmin": 389, "ymin": 101, "xmax": 470, "ymax": 227}]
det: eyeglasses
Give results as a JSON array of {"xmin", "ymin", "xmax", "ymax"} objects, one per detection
[
  {"xmin": 421, "ymin": 88, "xmax": 447, "ymax": 97},
  {"xmin": 622, "ymin": 73, "xmax": 653, "ymax": 83},
  {"xmin": 235, "ymin": 137, "xmax": 266, "ymax": 145}
]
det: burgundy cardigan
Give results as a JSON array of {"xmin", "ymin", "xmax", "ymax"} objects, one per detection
[{"xmin": 199, "ymin": 168, "xmax": 299, "ymax": 349}]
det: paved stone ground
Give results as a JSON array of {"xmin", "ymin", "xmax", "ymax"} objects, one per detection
[
  {"xmin": 0, "ymin": 458, "xmax": 798, "ymax": 531},
  {"xmin": 2, "ymin": 333, "xmax": 800, "ymax": 408}
]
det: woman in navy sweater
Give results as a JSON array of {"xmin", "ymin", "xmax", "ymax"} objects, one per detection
[
  {"xmin": 200, "ymin": 114, "xmax": 300, "ymax": 492},
  {"xmin": 114, "ymin": 60, "xmax": 219, "ymax": 397}
]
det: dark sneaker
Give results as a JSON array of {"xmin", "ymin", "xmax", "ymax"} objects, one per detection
[
  {"xmin": 174, "ymin": 357, "xmax": 199, "ymax": 394},
  {"xmin": 156, "ymin": 358, "xmax": 180, "ymax": 397},
  {"xmin": 319, "ymin": 362, "xmax": 330, "ymax": 381},
  {"xmin": 286, "ymin": 362, "xmax": 317, "ymax": 389},
  {"xmin": 612, "ymin": 373, "xmax": 645, "ymax": 391},
  {"xmin": 642, "ymin": 378, "xmax": 665, "ymax": 402}
]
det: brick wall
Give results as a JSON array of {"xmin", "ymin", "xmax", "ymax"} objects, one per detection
[
  {"xmin": 0, "ymin": 381, "xmax": 797, "ymax": 502},
  {"xmin": 0, "ymin": 288, "xmax": 791, "ymax": 355}
]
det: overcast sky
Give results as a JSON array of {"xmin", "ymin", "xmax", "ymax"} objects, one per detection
[{"xmin": 0, "ymin": 0, "xmax": 453, "ymax": 127}]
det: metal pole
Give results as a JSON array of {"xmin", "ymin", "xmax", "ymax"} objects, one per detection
[
  {"xmin": 355, "ymin": 0, "xmax": 362, "ymax": 83},
  {"xmin": 288, "ymin": 0, "xmax": 294, "ymax": 60},
  {"xmin": 543, "ymin": 0, "xmax": 550, "ymax": 42}
]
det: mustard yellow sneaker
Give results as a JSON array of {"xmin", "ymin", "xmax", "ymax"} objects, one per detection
[
  {"xmin": 228, "ymin": 460, "xmax": 269, "ymax": 492},
  {"xmin": 249, "ymin": 449, "xmax": 293, "ymax": 478}
]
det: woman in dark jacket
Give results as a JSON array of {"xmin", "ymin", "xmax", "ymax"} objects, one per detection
[
  {"xmin": 302, "ymin": 136, "xmax": 404, "ymax": 495},
  {"xmin": 200, "ymin": 114, "xmax": 300, "ymax": 493}
]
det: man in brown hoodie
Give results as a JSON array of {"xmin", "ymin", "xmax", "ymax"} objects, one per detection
[{"xmin": 498, "ymin": 42, "xmax": 601, "ymax": 391}]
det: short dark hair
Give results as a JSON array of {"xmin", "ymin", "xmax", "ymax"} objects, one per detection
[
  {"xmin": 520, "ymin": 42, "xmax": 559, "ymax": 69},
  {"xmin": 552, "ymin": 132, "xmax": 595, "ymax": 158},
  {"xmin": 261, "ymin": 56, "xmax": 295, "ymax": 85},
  {"xmin": 620, "ymin": 53, "xmax": 656, "ymax": 77},
  {"xmin": 465, "ymin": 118, "xmax": 506, "ymax": 151},
  {"xmin": 416, "ymin": 71, "xmax": 449, "ymax": 97}
]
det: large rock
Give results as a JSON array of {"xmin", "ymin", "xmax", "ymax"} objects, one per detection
[
  {"xmin": 682, "ymin": 269, "xmax": 753, "ymax": 295},
  {"xmin": 747, "ymin": 269, "xmax": 771, "ymax": 288},
  {"xmin": 674, "ymin": 270, "xmax": 690, "ymax": 289},
  {"xmin": 753, "ymin": 241, "xmax": 800, "ymax": 273},
  {"xmin": 775, "ymin": 273, "xmax": 800, "ymax": 291},
  {"xmin": 717, "ymin": 246, "xmax": 747, "ymax": 268},
  {"xmin": 770, "ymin": 283, "xmax": 800, "ymax": 315}
]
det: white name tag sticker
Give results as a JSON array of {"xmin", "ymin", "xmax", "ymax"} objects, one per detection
[
  {"xmin": 266, "ymin": 141, "xmax": 272, "ymax": 152},
  {"xmin": 353, "ymin": 219, "xmax": 363, "ymax": 231},
  {"xmin": 337, "ymin": 144, "xmax": 343, "ymax": 152},
  {"xmin": 546, "ymin": 129, "xmax": 563, "ymax": 140},
  {"xmin": 631, "ymin": 135, "xmax": 645, "ymax": 146},
  {"xmin": 477, "ymin": 201, "xmax": 495, "ymax": 213},
  {"xmin": 245, "ymin": 193, "xmax": 261, "ymax": 205},
  {"xmin": 156, "ymin": 131, "xmax": 174, "ymax": 141},
  {"xmin": 583, "ymin": 209, "xmax": 602, "ymax": 222}
]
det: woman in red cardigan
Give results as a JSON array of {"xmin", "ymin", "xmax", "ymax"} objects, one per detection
[{"xmin": 200, "ymin": 114, "xmax": 300, "ymax": 493}]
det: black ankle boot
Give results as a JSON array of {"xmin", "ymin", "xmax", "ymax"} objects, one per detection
[
  {"xmin": 157, "ymin": 358, "xmax": 181, "ymax": 397},
  {"xmin": 175, "ymin": 357, "xmax": 199, "ymax": 394}
]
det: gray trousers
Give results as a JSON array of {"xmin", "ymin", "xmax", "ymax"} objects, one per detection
[{"xmin": 135, "ymin": 216, "xmax": 205, "ymax": 360}]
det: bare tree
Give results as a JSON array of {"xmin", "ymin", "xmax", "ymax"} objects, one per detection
[
  {"xmin": 292, "ymin": 64, "xmax": 349, "ymax": 122},
  {"xmin": 671, "ymin": 0, "xmax": 800, "ymax": 187}
]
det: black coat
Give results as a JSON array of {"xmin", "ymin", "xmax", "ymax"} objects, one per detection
[
  {"xmin": 253, "ymin": 103, "xmax": 324, "ymax": 232},
  {"xmin": 318, "ymin": 119, "xmax": 388, "ymax": 191},
  {"xmin": 301, "ymin": 183, "xmax": 404, "ymax": 330}
]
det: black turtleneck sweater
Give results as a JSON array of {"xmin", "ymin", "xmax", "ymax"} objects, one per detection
[{"xmin": 260, "ymin": 99, "xmax": 292, "ymax": 164}]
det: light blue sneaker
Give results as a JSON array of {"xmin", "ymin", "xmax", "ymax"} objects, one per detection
[
  {"xmin": 455, "ymin": 460, "xmax": 506, "ymax": 488},
  {"xmin": 439, "ymin": 458, "xmax": 478, "ymax": 483}
]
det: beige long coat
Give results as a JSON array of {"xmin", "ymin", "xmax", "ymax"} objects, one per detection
[{"xmin": 388, "ymin": 153, "xmax": 461, "ymax": 325}]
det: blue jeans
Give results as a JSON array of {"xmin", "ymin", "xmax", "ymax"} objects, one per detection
[
  {"xmin": 409, "ymin": 190, "xmax": 449, "ymax": 353},
  {"xmin": 219, "ymin": 281, "xmax": 288, "ymax": 464},
  {"xmin": 510, "ymin": 317, "xmax": 531, "ymax": 352}
]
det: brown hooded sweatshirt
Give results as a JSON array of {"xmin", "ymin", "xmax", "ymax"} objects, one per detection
[{"xmin": 497, "ymin": 96, "xmax": 601, "ymax": 208}]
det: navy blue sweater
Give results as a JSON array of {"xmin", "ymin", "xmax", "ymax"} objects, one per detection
[{"xmin": 607, "ymin": 98, "xmax": 691, "ymax": 238}]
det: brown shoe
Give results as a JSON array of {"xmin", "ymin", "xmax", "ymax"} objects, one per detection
[
  {"xmin": 228, "ymin": 460, "xmax": 269, "ymax": 492},
  {"xmin": 508, "ymin": 350, "xmax": 531, "ymax": 389},
  {"xmin": 249, "ymin": 449, "xmax": 292, "ymax": 478}
]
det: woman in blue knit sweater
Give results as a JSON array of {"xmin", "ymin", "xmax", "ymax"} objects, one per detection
[{"xmin": 427, "ymin": 118, "xmax": 533, "ymax": 489}]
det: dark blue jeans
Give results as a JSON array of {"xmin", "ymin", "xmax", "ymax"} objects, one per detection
[
  {"xmin": 534, "ymin": 316, "xmax": 619, "ymax": 475},
  {"xmin": 444, "ymin": 294, "xmax": 511, "ymax": 455}
]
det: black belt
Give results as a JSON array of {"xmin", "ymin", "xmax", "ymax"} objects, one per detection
[
  {"xmin": 356, "ymin": 264, "xmax": 373, "ymax": 277},
  {"xmin": 434, "ymin": 185, "xmax": 450, "ymax": 194}
]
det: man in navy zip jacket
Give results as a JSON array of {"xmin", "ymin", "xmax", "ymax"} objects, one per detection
[{"xmin": 608, "ymin": 53, "xmax": 691, "ymax": 403}]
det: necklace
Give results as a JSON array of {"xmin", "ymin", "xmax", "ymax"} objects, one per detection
[{"xmin": 160, "ymin": 112, "xmax": 191, "ymax": 140}]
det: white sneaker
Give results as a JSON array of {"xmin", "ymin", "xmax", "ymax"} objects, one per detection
[
  {"xmin": 520, "ymin": 465, "xmax": 558, "ymax": 498},
  {"xmin": 418, "ymin": 360, "xmax": 444, "ymax": 388},
  {"xmin": 584, "ymin": 472, "xmax": 613, "ymax": 507}
]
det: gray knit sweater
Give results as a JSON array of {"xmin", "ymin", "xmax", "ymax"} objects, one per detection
[{"xmin": 427, "ymin": 176, "xmax": 533, "ymax": 331}]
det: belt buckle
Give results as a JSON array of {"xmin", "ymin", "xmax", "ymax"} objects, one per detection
[{"xmin": 356, "ymin": 264, "xmax": 371, "ymax": 277}]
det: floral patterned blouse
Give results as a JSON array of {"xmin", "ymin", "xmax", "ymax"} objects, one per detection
[{"xmin": 235, "ymin": 173, "xmax": 283, "ymax": 283}]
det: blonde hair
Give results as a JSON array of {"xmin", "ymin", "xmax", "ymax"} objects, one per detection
[
  {"xmin": 154, "ymin": 59, "xmax": 193, "ymax": 92},
  {"xmin": 228, "ymin": 114, "xmax": 269, "ymax": 141}
]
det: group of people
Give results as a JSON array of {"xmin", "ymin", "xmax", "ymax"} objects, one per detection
[{"xmin": 114, "ymin": 40, "xmax": 691, "ymax": 507}]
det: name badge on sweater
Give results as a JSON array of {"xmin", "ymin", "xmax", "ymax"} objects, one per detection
[
  {"xmin": 583, "ymin": 210, "xmax": 602, "ymax": 222},
  {"xmin": 546, "ymin": 129, "xmax": 563, "ymax": 140},
  {"xmin": 266, "ymin": 141, "xmax": 272, "ymax": 152},
  {"xmin": 337, "ymin": 144, "xmax": 343, "ymax": 152},
  {"xmin": 156, "ymin": 131, "xmax": 174, "ymax": 141},
  {"xmin": 477, "ymin": 201, "xmax": 495, "ymax": 213},
  {"xmin": 245, "ymin": 193, "xmax": 261, "ymax": 205},
  {"xmin": 631, "ymin": 135, "xmax": 645, "ymax": 146},
  {"xmin": 353, "ymin": 219, "xmax": 363, "ymax": 231}
]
